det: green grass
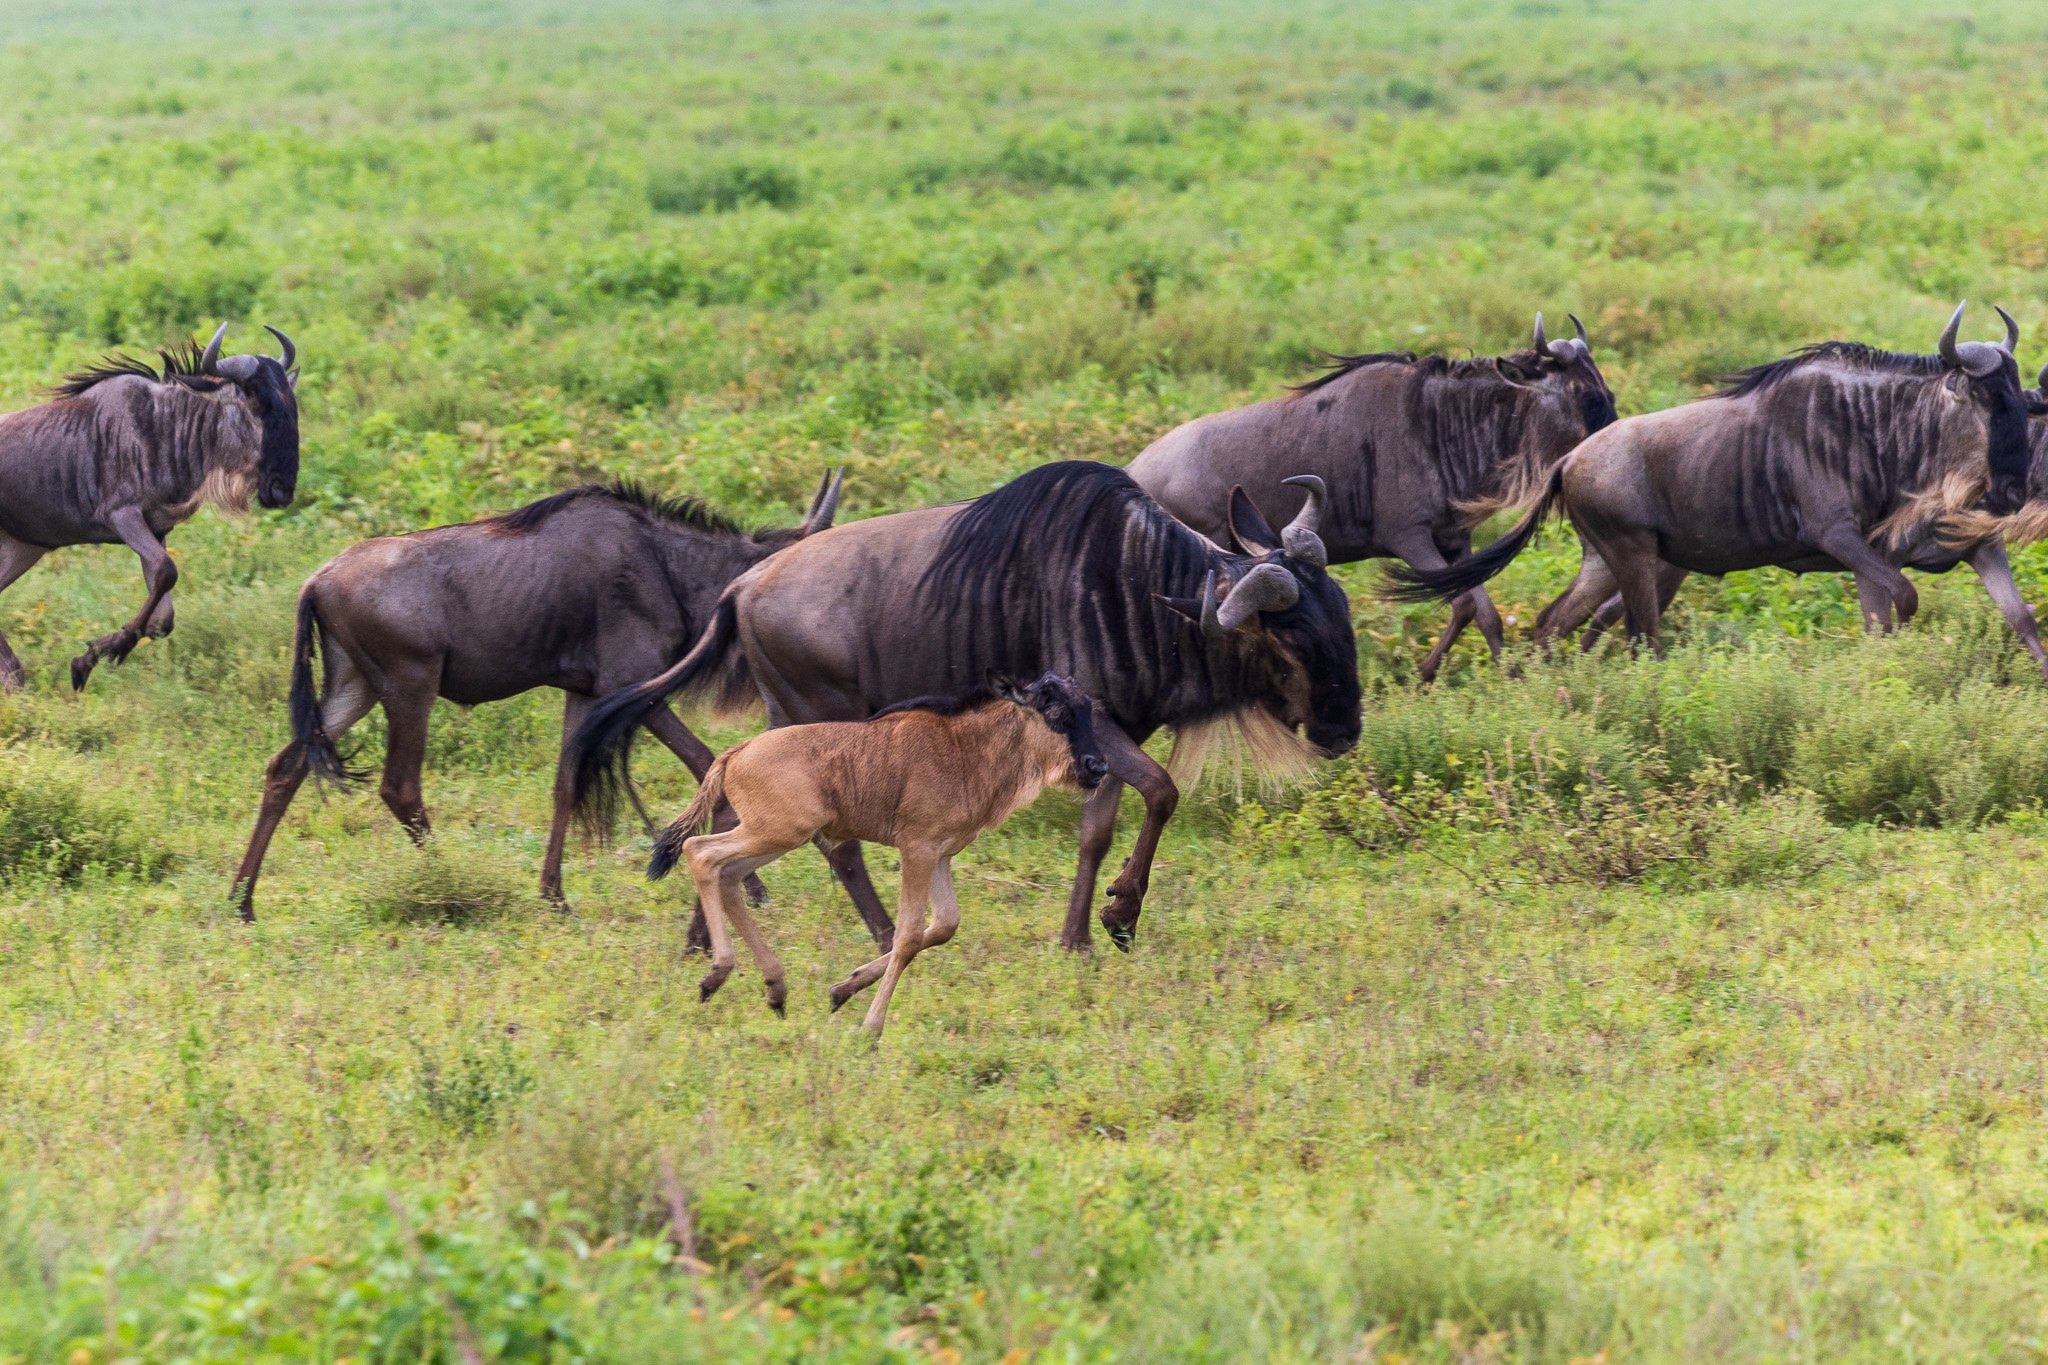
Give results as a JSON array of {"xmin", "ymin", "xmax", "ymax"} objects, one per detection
[{"xmin": 13, "ymin": 0, "xmax": 2048, "ymax": 1358}]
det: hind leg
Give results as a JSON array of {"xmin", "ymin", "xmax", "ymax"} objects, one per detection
[
  {"xmin": 1533, "ymin": 552, "xmax": 1619, "ymax": 649},
  {"xmin": 1582, "ymin": 565, "xmax": 1687, "ymax": 651},
  {"xmin": 858, "ymin": 848, "xmax": 939, "ymax": 1039},
  {"xmin": 1813, "ymin": 523, "xmax": 1916, "ymax": 631},
  {"xmin": 644, "ymin": 704, "xmax": 771, "ymax": 910},
  {"xmin": 540, "ymin": 692, "xmax": 589, "ymax": 909},
  {"xmin": 376, "ymin": 663, "xmax": 441, "ymax": 842},
  {"xmin": 0, "ymin": 534, "xmax": 48, "ymax": 692},
  {"xmin": 1602, "ymin": 535, "xmax": 1670, "ymax": 653},
  {"xmin": 720, "ymin": 877, "xmax": 787, "ymax": 1015},
  {"xmin": 229, "ymin": 655, "xmax": 377, "ymax": 921},
  {"xmin": 685, "ymin": 828, "xmax": 793, "ymax": 1004}
]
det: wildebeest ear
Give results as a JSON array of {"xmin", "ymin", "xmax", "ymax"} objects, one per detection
[
  {"xmin": 1153, "ymin": 592, "xmax": 1203, "ymax": 627},
  {"xmin": 984, "ymin": 668, "xmax": 1025, "ymax": 702},
  {"xmin": 1226, "ymin": 486, "xmax": 1281, "ymax": 556},
  {"xmin": 1492, "ymin": 357, "xmax": 1538, "ymax": 387}
]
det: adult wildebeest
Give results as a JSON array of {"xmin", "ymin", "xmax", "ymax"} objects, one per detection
[
  {"xmin": 569, "ymin": 460, "xmax": 1362, "ymax": 952},
  {"xmin": 0, "ymin": 323, "xmax": 299, "ymax": 692},
  {"xmin": 227, "ymin": 472, "xmax": 849, "ymax": 922},
  {"xmin": 1391, "ymin": 303, "xmax": 2035, "ymax": 663},
  {"xmin": 656, "ymin": 672, "xmax": 1108, "ymax": 1035},
  {"xmin": 1129, "ymin": 314, "xmax": 1615, "ymax": 681}
]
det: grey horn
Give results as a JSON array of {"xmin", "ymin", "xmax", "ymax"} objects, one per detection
[
  {"xmin": 1531, "ymin": 312, "xmax": 1548, "ymax": 355},
  {"xmin": 1215, "ymin": 561, "xmax": 1301, "ymax": 632},
  {"xmin": 199, "ymin": 322, "xmax": 227, "ymax": 375},
  {"xmin": 801, "ymin": 466, "xmax": 845, "ymax": 536},
  {"xmin": 1278, "ymin": 473, "xmax": 1329, "ymax": 568},
  {"xmin": 263, "ymin": 324, "xmax": 296, "ymax": 374},
  {"xmin": 1998, "ymin": 305, "xmax": 2020, "ymax": 354},
  {"xmin": 1938, "ymin": 300, "xmax": 2006, "ymax": 378}
]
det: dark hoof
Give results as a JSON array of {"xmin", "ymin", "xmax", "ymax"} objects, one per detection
[
  {"xmin": 743, "ymin": 876, "xmax": 772, "ymax": 908},
  {"xmin": 698, "ymin": 969, "xmax": 729, "ymax": 1003},
  {"xmin": 828, "ymin": 984, "xmax": 853, "ymax": 1013},
  {"xmin": 769, "ymin": 996, "xmax": 786, "ymax": 1019},
  {"xmin": 1103, "ymin": 919, "xmax": 1136, "ymax": 953},
  {"xmin": 541, "ymin": 891, "xmax": 572, "ymax": 915}
]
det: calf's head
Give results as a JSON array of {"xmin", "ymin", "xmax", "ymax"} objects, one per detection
[
  {"xmin": 992, "ymin": 670, "xmax": 1109, "ymax": 789},
  {"xmin": 1492, "ymin": 312, "xmax": 1618, "ymax": 456},
  {"xmin": 1158, "ymin": 475, "xmax": 1363, "ymax": 758}
]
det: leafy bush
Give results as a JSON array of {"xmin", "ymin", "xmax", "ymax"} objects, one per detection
[
  {"xmin": 355, "ymin": 837, "xmax": 539, "ymax": 925},
  {"xmin": 0, "ymin": 744, "xmax": 165, "ymax": 884},
  {"xmin": 647, "ymin": 159, "xmax": 802, "ymax": 214}
]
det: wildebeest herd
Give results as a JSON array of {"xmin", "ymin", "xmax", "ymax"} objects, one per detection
[{"xmin": 4, "ymin": 305, "xmax": 2044, "ymax": 1035}]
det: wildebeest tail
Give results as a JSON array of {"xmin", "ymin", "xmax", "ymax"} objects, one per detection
[
  {"xmin": 288, "ymin": 587, "xmax": 364, "ymax": 788},
  {"xmin": 646, "ymin": 754, "xmax": 729, "ymax": 881},
  {"xmin": 1383, "ymin": 463, "xmax": 1568, "ymax": 604},
  {"xmin": 571, "ymin": 594, "xmax": 741, "ymax": 839}
]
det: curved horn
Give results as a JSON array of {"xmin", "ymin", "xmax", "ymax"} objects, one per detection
[
  {"xmin": 1215, "ymin": 562, "xmax": 1301, "ymax": 632},
  {"xmin": 199, "ymin": 321, "xmax": 227, "ymax": 375},
  {"xmin": 800, "ymin": 466, "xmax": 844, "ymax": 535},
  {"xmin": 1997, "ymin": 305, "xmax": 2020, "ymax": 354},
  {"xmin": 1531, "ymin": 312, "xmax": 1548, "ymax": 356},
  {"xmin": 1570, "ymin": 312, "xmax": 1589, "ymax": 346},
  {"xmin": 1938, "ymin": 301, "xmax": 1967, "ymax": 370},
  {"xmin": 2037, "ymin": 361, "xmax": 2048, "ymax": 394},
  {"xmin": 263, "ymin": 324, "xmax": 296, "ymax": 373},
  {"xmin": 1278, "ymin": 474, "xmax": 1328, "ymax": 568}
]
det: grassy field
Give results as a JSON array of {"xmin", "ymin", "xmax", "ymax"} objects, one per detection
[{"xmin": 13, "ymin": 0, "xmax": 2048, "ymax": 1358}]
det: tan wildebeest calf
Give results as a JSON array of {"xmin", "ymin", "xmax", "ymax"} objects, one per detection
[{"xmin": 648, "ymin": 672, "xmax": 1109, "ymax": 1037}]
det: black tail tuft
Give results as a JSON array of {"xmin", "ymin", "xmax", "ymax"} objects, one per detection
[
  {"xmin": 288, "ymin": 589, "xmax": 366, "ymax": 788},
  {"xmin": 647, "ymin": 822, "xmax": 687, "ymax": 881},
  {"xmin": 1381, "ymin": 465, "xmax": 1567, "ymax": 605},
  {"xmin": 570, "ymin": 595, "xmax": 742, "ymax": 841}
]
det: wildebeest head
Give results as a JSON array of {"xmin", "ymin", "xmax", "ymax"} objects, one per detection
[
  {"xmin": 1933, "ymin": 301, "xmax": 2028, "ymax": 513},
  {"xmin": 1159, "ymin": 475, "xmax": 1363, "ymax": 757},
  {"xmin": 1491, "ymin": 312, "xmax": 1618, "ymax": 449},
  {"xmin": 991, "ymin": 670, "xmax": 1110, "ymax": 788},
  {"xmin": 178, "ymin": 322, "xmax": 301, "ymax": 509}
]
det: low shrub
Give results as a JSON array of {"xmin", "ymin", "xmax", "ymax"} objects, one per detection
[
  {"xmin": 355, "ymin": 836, "xmax": 539, "ymax": 925},
  {"xmin": 647, "ymin": 159, "xmax": 802, "ymax": 214},
  {"xmin": 0, "ymin": 744, "xmax": 166, "ymax": 884}
]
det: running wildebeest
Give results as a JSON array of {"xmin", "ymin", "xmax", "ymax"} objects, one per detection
[
  {"xmin": 0, "ymin": 323, "xmax": 300, "ymax": 692},
  {"xmin": 1390, "ymin": 303, "xmax": 2036, "ymax": 664},
  {"xmin": 570, "ymin": 460, "xmax": 1362, "ymax": 953},
  {"xmin": 1129, "ymin": 313, "xmax": 1615, "ymax": 681},
  {"xmin": 227, "ymin": 472, "xmax": 850, "ymax": 922},
  {"xmin": 655, "ymin": 671, "xmax": 1109, "ymax": 1035}
]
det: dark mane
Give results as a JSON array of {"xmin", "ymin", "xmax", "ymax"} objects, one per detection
[
  {"xmin": 50, "ymin": 337, "xmax": 217, "ymax": 398},
  {"xmin": 1289, "ymin": 348, "xmax": 1542, "ymax": 397},
  {"xmin": 486, "ymin": 480, "xmax": 749, "ymax": 537},
  {"xmin": 1715, "ymin": 343, "xmax": 1944, "ymax": 400},
  {"xmin": 870, "ymin": 685, "xmax": 1003, "ymax": 719},
  {"xmin": 1287, "ymin": 350, "xmax": 1419, "ymax": 396}
]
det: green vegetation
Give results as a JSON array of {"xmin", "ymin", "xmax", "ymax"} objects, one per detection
[{"xmin": 11, "ymin": 0, "xmax": 2048, "ymax": 1357}]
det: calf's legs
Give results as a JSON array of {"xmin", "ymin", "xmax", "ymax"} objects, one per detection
[{"xmin": 830, "ymin": 858, "xmax": 960, "ymax": 1012}]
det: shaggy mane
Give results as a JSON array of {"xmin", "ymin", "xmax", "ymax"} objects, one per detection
[
  {"xmin": 1714, "ymin": 343, "xmax": 1944, "ymax": 400},
  {"xmin": 870, "ymin": 685, "xmax": 1005, "ymax": 719},
  {"xmin": 486, "ymin": 480, "xmax": 749, "ymax": 537},
  {"xmin": 1287, "ymin": 350, "xmax": 1420, "ymax": 396},
  {"xmin": 51, "ymin": 337, "xmax": 218, "ymax": 398}
]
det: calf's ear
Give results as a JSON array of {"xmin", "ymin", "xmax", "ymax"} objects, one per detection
[{"xmin": 984, "ymin": 668, "xmax": 1025, "ymax": 703}]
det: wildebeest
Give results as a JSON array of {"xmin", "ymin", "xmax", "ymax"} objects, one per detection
[
  {"xmin": 655, "ymin": 672, "xmax": 1109, "ymax": 1035},
  {"xmin": 227, "ymin": 472, "xmax": 848, "ymax": 922},
  {"xmin": 0, "ymin": 323, "xmax": 300, "ymax": 692},
  {"xmin": 1391, "ymin": 303, "xmax": 2035, "ymax": 662},
  {"xmin": 570, "ymin": 460, "xmax": 1362, "ymax": 952},
  {"xmin": 1129, "ymin": 314, "xmax": 1615, "ymax": 681}
]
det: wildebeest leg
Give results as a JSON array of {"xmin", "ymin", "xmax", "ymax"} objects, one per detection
[
  {"xmin": 0, "ymin": 533, "xmax": 48, "ymax": 692},
  {"xmin": 811, "ymin": 837, "xmax": 897, "ymax": 951},
  {"xmin": 1813, "ymin": 523, "xmax": 1916, "ymax": 631},
  {"xmin": 860, "ymin": 847, "xmax": 938, "ymax": 1038},
  {"xmin": 1966, "ymin": 539, "xmax": 2048, "ymax": 680},
  {"xmin": 70, "ymin": 506, "xmax": 177, "ymax": 691},
  {"xmin": 377, "ymin": 664, "xmax": 440, "ymax": 842},
  {"xmin": 1385, "ymin": 528, "xmax": 1493, "ymax": 683},
  {"xmin": 719, "ymin": 866, "xmax": 786, "ymax": 1015},
  {"xmin": 682, "ymin": 828, "xmax": 790, "ymax": 1004},
  {"xmin": 643, "ymin": 705, "xmax": 770, "ymax": 907},
  {"xmin": 831, "ymin": 857, "xmax": 960, "ymax": 1010},
  {"xmin": 1061, "ymin": 775, "xmax": 1124, "ymax": 950},
  {"xmin": 1089, "ymin": 714, "xmax": 1178, "ymax": 954},
  {"xmin": 1582, "ymin": 566, "xmax": 1687, "ymax": 651},
  {"xmin": 1534, "ymin": 553, "xmax": 1618, "ymax": 649},
  {"xmin": 1603, "ymin": 534, "xmax": 1669, "ymax": 653},
  {"xmin": 229, "ymin": 653, "xmax": 378, "ymax": 922},
  {"xmin": 539, "ymin": 692, "xmax": 590, "ymax": 910}
]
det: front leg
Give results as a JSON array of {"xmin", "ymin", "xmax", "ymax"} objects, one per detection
[
  {"xmin": 71, "ymin": 507, "xmax": 177, "ymax": 691},
  {"xmin": 1091, "ymin": 712, "xmax": 1178, "ymax": 953},
  {"xmin": 1967, "ymin": 539, "xmax": 2048, "ymax": 680}
]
